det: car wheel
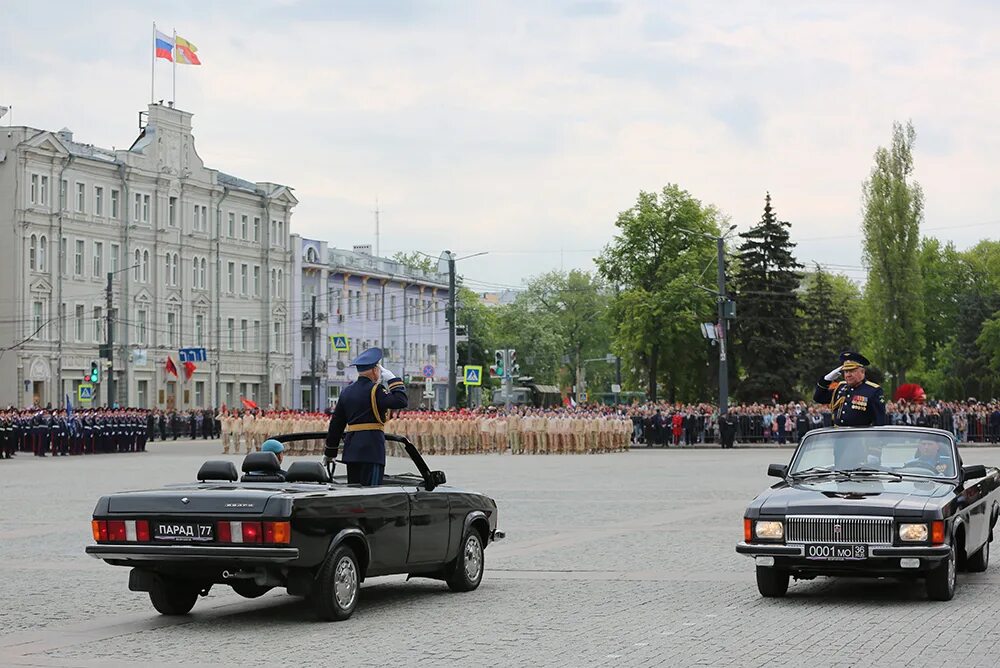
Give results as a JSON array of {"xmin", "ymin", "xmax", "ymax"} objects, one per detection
[
  {"xmin": 148, "ymin": 578, "xmax": 199, "ymax": 615},
  {"xmin": 967, "ymin": 537, "xmax": 990, "ymax": 573},
  {"xmin": 313, "ymin": 544, "xmax": 360, "ymax": 621},
  {"xmin": 231, "ymin": 581, "xmax": 273, "ymax": 599},
  {"xmin": 755, "ymin": 566, "xmax": 789, "ymax": 598},
  {"xmin": 447, "ymin": 527, "xmax": 485, "ymax": 592},
  {"xmin": 926, "ymin": 544, "xmax": 957, "ymax": 601}
]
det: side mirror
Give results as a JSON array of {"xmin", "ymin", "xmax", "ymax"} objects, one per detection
[
  {"xmin": 767, "ymin": 464, "xmax": 788, "ymax": 479},
  {"xmin": 962, "ymin": 464, "xmax": 986, "ymax": 480},
  {"xmin": 430, "ymin": 470, "xmax": 447, "ymax": 486}
]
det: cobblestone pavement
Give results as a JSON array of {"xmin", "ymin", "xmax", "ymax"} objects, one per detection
[{"xmin": 3, "ymin": 441, "xmax": 1000, "ymax": 667}]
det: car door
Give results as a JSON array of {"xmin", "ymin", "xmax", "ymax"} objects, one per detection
[{"xmin": 405, "ymin": 485, "xmax": 450, "ymax": 565}]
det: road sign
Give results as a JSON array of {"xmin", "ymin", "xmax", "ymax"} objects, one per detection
[
  {"xmin": 424, "ymin": 377, "xmax": 433, "ymax": 392},
  {"xmin": 330, "ymin": 335, "xmax": 349, "ymax": 352},
  {"xmin": 178, "ymin": 347, "xmax": 207, "ymax": 362},
  {"xmin": 78, "ymin": 383, "xmax": 94, "ymax": 402},
  {"xmin": 464, "ymin": 365, "xmax": 483, "ymax": 386},
  {"xmin": 611, "ymin": 383, "xmax": 622, "ymax": 394},
  {"xmin": 422, "ymin": 365, "xmax": 435, "ymax": 378}
]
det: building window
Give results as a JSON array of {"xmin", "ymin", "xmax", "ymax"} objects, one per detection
[
  {"xmin": 199, "ymin": 258, "xmax": 207, "ymax": 289},
  {"xmin": 200, "ymin": 205, "xmax": 208, "ymax": 231},
  {"xmin": 93, "ymin": 306, "xmax": 103, "ymax": 342},
  {"xmin": 167, "ymin": 312, "xmax": 177, "ymax": 347},
  {"xmin": 227, "ymin": 262, "xmax": 235, "ymax": 293},
  {"xmin": 195, "ymin": 381, "xmax": 204, "ymax": 407},
  {"xmin": 136, "ymin": 309, "xmax": 147, "ymax": 344},
  {"xmin": 142, "ymin": 250, "xmax": 149, "ymax": 282},
  {"xmin": 253, "ymin": 320, "xmax": 260, "ymax": 353},
  {"xmin": 75, "ymin": 182, "xmax": 85, "ymax": 213},
  {"xmin": 195, "ymin": 313, "xmax": 204, "ymax": 345},
  {"xmin": 240, "ymin": 319, "xmax": 248, "ymax": 351},
  {"xmin": 39, "ymin": 235, "xmax": 47, "ymax": 272},
  {"xmin": 93, "ymin": 241, "xmax": 102, "ymax": 278},
  {"xmin": 168, "ymin": 197, "xmax": 177, "ymax": 227},
  {"xmin": 110, "ymin": 243, "xmax": 119, "ymax": 273},
  {"xmin": 135, "ymin": 194, "xmax": 150, "ymax": 223},
  {"xmin": 240, "ymin": 264, "xmax": 248, "ymax": 295},
  {"xmin": 137, "ymin": 380, "xmax": 148, "ymax": 409},
  {"xmin": 241, "ymin": 214, "xmax": 248, "ymax": 240},
  {"xmin": 134, "ymin": 249, "xmax": 141, "ymax": 281},
  {"xmin": 95, "ymin": 186, "xmax": 104, "ymax": 217},
  {"xmin": 253, "ymin": 265, "xmax": 260, "ymax": 296},
  {"xmin": 30, "ymin": 174, "xmax": 38, "ymax": 204},
  {"xmin": 227, "ymin": 318, "xmax": 235, "ymax": 350},
  {"xmin": 32, "ymin": 301, "xmax": 43, "ymax": 339},
  {"xmin": 29, "ymin": 234, "xmax": 36, "ymax": 270},
  {"xmin": 273, "ymin": 321, "xmax": 282, "ymax": 352},
  {"xmin": 74, "ymin": 239, "xmax": 84, "ymax": 276},
  {"xmin": 253, "ymin": 216, "xmax": 260, "ymax": 242},
  {"xmin": 111, "ymin": 189, "xmax": 119, "ymax": 219},
  {"xmin": 74, "ymin": 304, "xmax": 85, "ymax": 341},
  {"xmin": 228, "ymin": 212, "xmax": 235, "ymax": 238},
  {"xmin": 40, "ymin": 175, "xmax": 49, "ymax": 207}
]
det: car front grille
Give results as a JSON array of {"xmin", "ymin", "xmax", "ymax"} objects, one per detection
[{"xmin": 786, "ymin": 516, "xmax": 893, "ymax": 545}]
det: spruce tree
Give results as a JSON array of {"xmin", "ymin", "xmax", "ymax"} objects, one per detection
[
  {"xmin": 732, "ymin": 193, "xmax": 803, "ymax": 401},
  {"xmin": 800, "ymin": 265, "xmax": 855, "ymax": 390}
]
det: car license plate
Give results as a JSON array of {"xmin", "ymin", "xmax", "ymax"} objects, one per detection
[
  {"xmin": 805, "ymin": 543, "xmax": 867, "ymax": 560},
  {"xmin": 154, "ymin": 522, "xmax": 213, "ymax": 542}
]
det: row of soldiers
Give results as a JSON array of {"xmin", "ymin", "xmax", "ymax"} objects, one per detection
[
  {"xmin": 0, "ymin": 408, "xmax": 149, "ymax": 457},
  {"xmin": 218, "ymin": 410, "xmax": 329, "ymax": 456}
]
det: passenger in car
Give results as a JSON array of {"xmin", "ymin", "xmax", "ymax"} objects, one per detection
[{"xmin": 261, "ymin": 439, "xmax": 286, "ymax": 469}]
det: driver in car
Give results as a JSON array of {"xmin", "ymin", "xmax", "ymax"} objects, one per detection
[{"xmin": 907, "ymin": 439, "xmax": 949, "ymax": 474}]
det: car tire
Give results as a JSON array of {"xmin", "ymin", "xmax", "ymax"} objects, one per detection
[
  {"xmin": 148, "ymin": 578, "xmax": 199, "ymax": 615},
  {"xmin": 447, "ymin": 527, "xmax": 485, "ymax": 592},
  {"xmin": 926, "ymin": 544, "xmax": 957, "ymax": 601},
  {"xmin": 967, "ymin": 537, "xmax": 990, "ymax": 573},
  {"xmin": 313, "ymin": 544, "xmax": 360, "ymax": 621},
  {"xmin": 231, "ymin": 581, "xmax": 272, "ymax": 599},
  {"xmin": 755, "ymin": 566, "xmax": 789, "ymax": 598}
]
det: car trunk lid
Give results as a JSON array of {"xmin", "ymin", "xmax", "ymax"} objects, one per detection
[{"xmin": 107, "ymin": 488, "xmax": 278, "ymax": 514}]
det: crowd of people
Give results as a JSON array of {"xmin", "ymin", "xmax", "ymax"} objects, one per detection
[{"xmin": 4, "ymin": 398, "xmax": 999, "ymax": 461}]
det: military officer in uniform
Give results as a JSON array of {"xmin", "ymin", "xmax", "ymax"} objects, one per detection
[
  {"xmin": 813, "ymin": 351, "xmax": 886, "ymax": 427},
  {"xmin": 324, "ymin": 348, "xmax": 408, "ymax": 486}
]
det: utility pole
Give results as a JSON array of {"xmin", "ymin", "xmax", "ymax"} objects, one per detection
[
  {"xmin": 446, "ymin": 250, "xmax": 457, "ymax": 409},
  {"xmin": 716, "ymin": 236, "xmax": 729, "ymax": 415},
  {"xmin": 310, "ymin": 294, "xmax": 318, "ymax": 412},
  {"xmin": 105, "ymin": 272, "xmax": 114, "ymax": 408}
]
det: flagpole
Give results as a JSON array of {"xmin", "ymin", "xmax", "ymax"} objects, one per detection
[
  {"xmin": 172, "ymin": 28, "xmax": 177, "ymax": 105},
  {"xmin": 151, "ymin": 22, "xmax": 156, "ymax": 104}
]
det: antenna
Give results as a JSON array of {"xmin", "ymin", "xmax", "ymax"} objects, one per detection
[{"xmin": 374, "ymin": 197, "xmax": 380, "ymax": 258}]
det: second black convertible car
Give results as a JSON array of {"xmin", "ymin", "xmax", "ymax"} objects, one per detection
[
  {"xmin": 86, "ymin": 434, "xmax": 503, "ymax": 621},
  {"xmin": 737, "ymin": 427, "xmax": 1000, "ymax": 601}
]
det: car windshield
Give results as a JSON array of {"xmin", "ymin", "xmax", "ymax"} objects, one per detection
[{"xmin": 788, "ymin": 430, "xmax": 956, "ymax": 478}]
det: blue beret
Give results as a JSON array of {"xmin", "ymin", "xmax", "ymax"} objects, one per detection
[
  {"xmin": 261, "ymin": 439, "xmax": 284, "ymax": 454},
  {"xmin": 350, "ymin": 347, "xmax": 383, "ymax": 371}
]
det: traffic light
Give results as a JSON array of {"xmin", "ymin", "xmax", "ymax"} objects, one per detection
[
  {"xmin": 509, "ymin": 349, "xmax": 519, "ymax": 377},
  {"xmin": 89, "ymin": 361, "xmax": 100, "ymax": 383},
  {"xmin": 494, "ymin": 350, "xmax": 505, "ymax": 377}
]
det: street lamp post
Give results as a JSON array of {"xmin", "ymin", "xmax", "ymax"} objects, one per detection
[{"xmin": 441, "ymin": 250, "xmax": 488, "ymax": 409}]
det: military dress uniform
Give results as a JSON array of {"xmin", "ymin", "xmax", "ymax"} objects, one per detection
[
  {"xmin": 325, "ymin": 348, "xmax": 408, "ymax": 486},
  {"xmin": 813, "ymin": 351, "xmax": 886, "ymax": 427}
]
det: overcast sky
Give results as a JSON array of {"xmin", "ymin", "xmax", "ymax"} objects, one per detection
[{"xmin": 3, "ymin": 0, "xmax": 999, "ymax": 290}]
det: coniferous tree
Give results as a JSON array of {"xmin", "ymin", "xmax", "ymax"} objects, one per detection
[
  {"xmin": 800, "ymin": 265, "xmax": 855, "ymax": 390},
  {"xmin": 732, "ymin": 193, "xmax": 803, "ymax": 401}
]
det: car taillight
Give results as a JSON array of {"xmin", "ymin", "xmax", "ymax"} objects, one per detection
[
  {"xmin": 135, "ymin": 520, "xmax": 150, "ymax": 542},
  {"xmin": 107, "ymin": 520, "xmax": 127, "ymax": 542},
  {"xmin": 242, "ymin": 522, "xmax": 261, "ymax": 544},
  {"xmin": 264, "ymin": 521, "xmax": 291, "ymax": 544},
  {"xmin": 217, "ymin": 521, "xmax": 232, "ymax": 543},
  {"xmin": 92, "ymin": 520, "xmax": 108, "ymax": 542},
  {"xmin": 931, "ymin": 520, "xmax": 945, "ymax": 545},
  {"xmin": 744, "ymin": 518, "xmax": 752, "ymax": 542}
]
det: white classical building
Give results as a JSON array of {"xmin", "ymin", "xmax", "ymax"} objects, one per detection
[{"xmin": 0, "ymin": 103, "xmax": 296, "ymax": 409}]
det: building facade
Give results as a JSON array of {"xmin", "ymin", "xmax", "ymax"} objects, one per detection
[
  {"xmin": 291, "ymin": 237, "xmax": 451, "ymax": 410},
  {"xmin": 0, "ymin": 103, "xmax": 296, "ymax": 409}
]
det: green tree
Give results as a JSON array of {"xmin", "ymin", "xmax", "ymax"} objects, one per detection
[
  {"xmin": 799, "ymin": 265, "xmax": 858, "ymax": 391},
  {"xmin": 455, "ymin": 286, "xmax": 498, "ymax": 405},
  {"xmin": 492, "ymin": 299, "xmax": 565, "ymax": 385},
  {"xmin": 391, "ymin": 251, "xmax": 436, "ymax": 273},
  {"xmin": 732, "ymin": 193, "xmax": 803, "ymax": 401},
  {"xmin": 597, "ymin": 184, "xmax": 721, "ymax": 402},
  {"xmin": 917, "ymin": 238, "xmax": 966, "ymax": 372},
  {"xmin": 860, "ymin": 121, "xmax": 925, "ymax": 388}
]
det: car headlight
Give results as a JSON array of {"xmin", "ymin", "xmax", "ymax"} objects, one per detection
[
  {"xmin": 755, "ymin": 521, "xmax": 784, "ymax": 540},
  {"xmin": 899, "ymin": 523, "xmax": 929, "ymax": 542}
]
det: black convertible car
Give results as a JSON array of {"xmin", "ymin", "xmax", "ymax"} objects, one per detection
[
  {"xmin": 736, "ymin": 426, "xmax": 1000, "ymax": 601},
  {"xmin": 86, "ymin": 434, "xmax": 503, "ymax": 621}
]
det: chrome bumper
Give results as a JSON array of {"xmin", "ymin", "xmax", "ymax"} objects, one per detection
[
  {"xmin": 736, "ymin": 542, "xmax": 951, "ymax": 560},
  {"xmin": 86, "ymin": 544, "xmax": 300, "ymax": 563}
]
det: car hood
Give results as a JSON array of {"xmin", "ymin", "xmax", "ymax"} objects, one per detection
[{"xmin": 757, "ymin": 478, "xmax": 954, "ymax": 517}]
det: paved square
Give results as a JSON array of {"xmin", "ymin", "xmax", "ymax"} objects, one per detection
[{"xmin": 3, "ymin": 441, "xmax": 1000, "ymax": 667}]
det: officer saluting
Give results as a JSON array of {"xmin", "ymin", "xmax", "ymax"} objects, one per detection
[
  {"xmin": 324, "ymin": 348, "xmax": 408, "ymax": 486},
  {"xmin": 813, "ymin": 351, "xmax": 886, "ymax": 427}
]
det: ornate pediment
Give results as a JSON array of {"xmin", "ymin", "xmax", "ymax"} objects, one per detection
[
  {"xmin": 165, "ymin": 292, "xmax": 183, "ymax": 306},
  {"xmin": 133, "ymin": 288, "xmax": 153, "ymax": 304},
  {"xmin": 29, "ymin": 277, "xmax": 53, "ymax": 294},
  {"xmin": 193, "ymin": 295, "xmax": 211, "ymax": 309},
  {"xmin": 25, "ymin": 132, "xmax": 70, "ymax": 157}
]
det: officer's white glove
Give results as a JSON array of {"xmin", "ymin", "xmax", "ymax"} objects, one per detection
[
  {"xmin": 379, "ymin": 365, "xmax": 397, "ymax": 381},
  {"xmin": 824, "ymin": 366, "xmax": 843, "ymax": 382},
  {"xmin": 322, "ymin": 455, "xmax": 334, "ymax": 468}
]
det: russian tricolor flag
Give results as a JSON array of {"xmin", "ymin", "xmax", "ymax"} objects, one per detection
[{"xmin": 155, "ymin": 30, "xmax": 174, "ymax": 62}]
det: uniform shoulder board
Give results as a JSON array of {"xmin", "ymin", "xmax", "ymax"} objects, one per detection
[{"xmin": 865, "ymin": 380, "xmax": 881, "ymax": 388}]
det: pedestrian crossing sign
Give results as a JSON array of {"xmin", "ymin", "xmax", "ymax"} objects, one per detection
[
  {"xmin": 464, "ymin": 365, "xmax": 483, "ymax": 386},
  {"xmin": 78, "ymin": 383, "xmax": 94, "ymax": 402},
  {"xmin": 330, "ymin": 335, "xmax": 349, "ymax": 352}
]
